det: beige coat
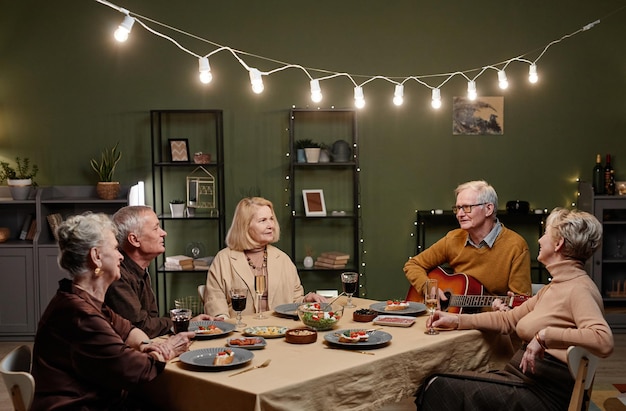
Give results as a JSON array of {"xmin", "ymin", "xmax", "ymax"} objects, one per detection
[{"xmin": 203, "ymin": 245, "xmax": 305, "ymax": 318}]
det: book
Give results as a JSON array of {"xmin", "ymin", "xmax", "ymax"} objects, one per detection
[
  {"xmin": 316, "ymin": 255, "xmax": 350, "ymax": 265},
  {"xmin": 166, "ymin": 255, "xmax": 194, "ymax": 265},
  {"xmin": 193, "ymin": 256, "xmax": 214, "ymax": 269},
  {"xmin": 314, "ymin": 260, "xmax": 347, "ymax": 269},
  {"xmin": 46, "ymin": 213, "xmax": 63, "ymax": 241},
  {"xmin": 319, "ymin": 251, "xmax": 350, "ymax": 261},
  {"xmin": 25, "ymin": 219, "xmax": 37, "ymax": 241},
  {"xmin": 19, "ymin": 214, "xmax": 33, "ymax": 240}
]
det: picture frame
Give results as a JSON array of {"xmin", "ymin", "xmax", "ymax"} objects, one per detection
[
  {"xmin": 302, "ymin": 189, "xmax": 326, "ymax": 217},
  {"xmin": 169, "ymin": 139, "xmax": 190, "ymax": 162}
]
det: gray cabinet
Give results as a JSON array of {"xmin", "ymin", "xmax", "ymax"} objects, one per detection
[{"xmin": 0, "ymin": 185, "xmax": 128, "ymax": 340}]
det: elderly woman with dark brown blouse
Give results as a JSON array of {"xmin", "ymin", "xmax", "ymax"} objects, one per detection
[
  {"xmin": 416, "ymin": 208, "xmax": 614, "ymax": 411},
  {"xmin": 31, "ymin": 213, "xmax": 194, "ymax": 411}
]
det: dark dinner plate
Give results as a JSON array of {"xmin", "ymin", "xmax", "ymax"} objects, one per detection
[
  {"xmin": 324, "ymin": 329, "xmax": 393, "ymax": 349},
  {"xmin": 179, "ymin": 347, "xmax": 253, "ymax": 370},
  {"xmin": 369, "ymin": 301, "xmax": 427, "ymax": 316}
]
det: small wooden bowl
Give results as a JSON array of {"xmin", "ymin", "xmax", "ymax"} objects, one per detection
[
  {"xmin": 285, "ymin": 327, "xmax": 317, "ymax": 344},
  {"xmin": 353, "ymin": 309, "xmax": 378, "ymax": 322}
]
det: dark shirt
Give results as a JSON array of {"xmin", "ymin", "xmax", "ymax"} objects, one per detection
[
  {"xmin": 31, "ymin": 279, "xmax": 165, "ymax": 411},
  {"xmin": 105, "ymin": 250, "xmax": 171, "ymax": 338}
]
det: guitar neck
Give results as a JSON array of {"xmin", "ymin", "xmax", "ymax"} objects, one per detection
[{"xmin": 448, "ymin": 294, "xmax": 509, "ymax": 308}]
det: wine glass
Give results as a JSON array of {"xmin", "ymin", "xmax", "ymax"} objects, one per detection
[
  {"xmin": 230, "ymin": 288, "xmax": 248, "ymax": 329},
  {"xmin": 254, "ymin": 275, "xmax": 267, "ymax": 319},
  {"xmin": 424, "ymin": 278, "xmax": 439, "ymax": 335},
  {"xmin": 341, "ymin": 272, "xmax": 358, "ymax": 308}
]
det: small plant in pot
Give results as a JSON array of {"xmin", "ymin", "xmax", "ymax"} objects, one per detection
[
  {"xmin": 90, "ymin": 142, "xmax": 122, "ymax": 200},
  {"xmin": 169, "ymin": 199, "xmax": 185, "ymax": 218},
  {"xmin": 0, "ymin": 157, "xmax": 39, "ymax": 200}
]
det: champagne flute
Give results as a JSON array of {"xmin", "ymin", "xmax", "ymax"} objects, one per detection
[
  {"xmin": 254, "ymin": 275, "xmax": 267, "ymax": 319},
  {"xmin": 341, "ymin": 272, "xmax": 358, "ymax": 308},
  {"xmin": 424, "ymin": 278, "xmax": 439, "ymax": 335},
  {"xmin": 230, "ymin": 288, "xmax": 248, "ymax": 329}
]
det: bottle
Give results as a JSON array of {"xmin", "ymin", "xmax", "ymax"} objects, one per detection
[
  {"xmin": 592, "ymin": 154, "xmax": 604, "ymax": 195},
  {"xmin": 604, "ymin": 154, "xmax": 613, "ymax": 194},
  {"xmin": 608, "ymin": 169, "xmax": 616, "ymax": 195}
]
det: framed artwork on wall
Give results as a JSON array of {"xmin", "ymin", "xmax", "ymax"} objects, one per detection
[
  {"xmin": 452, "ymin": 96, "xmax": 504, "ymax": 135},
  {"xmin": 302, "ymin": 189, "xmax": 326, "ymax": 217},
  {"xmin": 169, "ymin": 139, "xmax": 190, "ymax": 162}
]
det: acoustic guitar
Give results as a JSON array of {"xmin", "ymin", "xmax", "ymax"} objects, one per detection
[{"xmin": 405, "ymin": 266, "xmax": 530, "ymax": 314}]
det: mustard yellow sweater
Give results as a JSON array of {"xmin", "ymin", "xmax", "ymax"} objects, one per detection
[
  {"xmin": 458, "ymin": 259, "xmax": 614, "ymax": 363},
  {"xmin": 404, "ymin": 225, "xmax": 532, "ymax": 297}
]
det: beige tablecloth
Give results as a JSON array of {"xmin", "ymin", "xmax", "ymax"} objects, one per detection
[{"xmin": 142, "ymin": 297, "xmax": 511, "ymax": 411}]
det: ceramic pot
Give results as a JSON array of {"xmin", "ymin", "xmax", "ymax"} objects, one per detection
[
  {"xmin": 7, "ymin": 179, "xmax": 33, "ymax": 200},
  {"xmin": 170, "ymin": 203, "xmax": 185, "ymax": 218},
  {"xmin": 96, "ymin": 182, "xmax": 120, "ymax": 200},
  {"xmin": 296, "ymin": 149, "xmax": 307, "ymax": 163},
  {"xmin": 303, "ymin": 256, "xmax": 314, "ymax": 268},
  {"xmin": 304, "ymin": 148, "xmax": 321, "ymax": 163}
]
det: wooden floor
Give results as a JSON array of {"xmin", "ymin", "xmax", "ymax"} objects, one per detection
[{"xmin": 2, "ymin": 334, "xmax": 625, "ymax": 410}]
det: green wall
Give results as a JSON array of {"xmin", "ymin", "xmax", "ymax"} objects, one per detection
[{"xmin": 2, "ymin": 1, "xmax": 625, "ymax": 302}]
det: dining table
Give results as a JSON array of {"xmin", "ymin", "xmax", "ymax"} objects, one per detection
[{"xmin": 141, "ymin": 296, "xmax": 513, "ymax": 411}]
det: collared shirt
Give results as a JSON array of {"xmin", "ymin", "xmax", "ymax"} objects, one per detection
[{"xmin": 466, "ymin": 218, "xmax": 502, "ymax": 248}]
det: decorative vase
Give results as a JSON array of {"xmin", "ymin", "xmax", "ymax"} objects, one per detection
[
  {"xmin": 304, "ymin": 148, "xmax": 321, "ymax": 163},
  {"xmin": 96, "ymin": 181, "xmax": 120, "ymax": 200},
  {"xmin": 7, "ymin": 178, "xmax": 33, "ymax": 200},
  {"xmin": 303, "ymin": 255, "xmax": 314, "ymax": 268},
  {"xmin": 319, "ymin": 150, "xmax": 330, "ymax": 163}
]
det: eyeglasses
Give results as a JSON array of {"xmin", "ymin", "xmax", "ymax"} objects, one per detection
[{"xmin": 452, "ymin": 203, "xmax": 487, "ymax": 214}]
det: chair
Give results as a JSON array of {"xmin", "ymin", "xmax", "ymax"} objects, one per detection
[
  {"xmin": 0, "ymin": 345, "xmax": 35, "ymax": 411},
  {"xmin": 567, "ymin": 346, "xmax": 600, "ymax": 411},
  {"xmin": 532, "ymin": 283, "xmax": 545, "ymax": 296},
  {"xmin": 197, "ymin": 284, "xmax": 206, "ymax": 305}
]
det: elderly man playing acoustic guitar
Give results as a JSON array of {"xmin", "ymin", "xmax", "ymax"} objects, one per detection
[{"xmin": 404, "ymin": 180, "xmax": 532, "ymax": 313}]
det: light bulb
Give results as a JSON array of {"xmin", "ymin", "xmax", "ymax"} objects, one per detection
[
  {"xmin": 498, "ymin": 70, "xmax": 509, "ymax": 90},
  {"xmin": 528, "ymin": 64, "xmax": 538, "ymax": 83},
  {"xmin": 393, "ymin": 84, "xmax": 404, "ymax": 106},
  {"xmin": 354, "ymin": 86, "xmax": 365, "ymax": 109},
  {"xmin": 249, "ymin": 68, "xmax": 264, "ymax": 94},
  {"xmin": 198, "ymin": 57, "xmax": 212, "ymax": 84},
  {"xmin": 310, "ymin": 79, "xmax": 322, "ymax": 103},
  {"xmin": 467, "ymin": 80, "xmax": 477, "ymax": 100},
  {"xmin": 114, "ymin": 15, "xmax": 135, "ymax": 43},
  {"xmin": 431, "ymin": 88, "xmax": 442, "ymax": 109}
]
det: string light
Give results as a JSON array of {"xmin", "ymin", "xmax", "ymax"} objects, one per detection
[
  {"xmin": 354, "ymin": 86, "xmax": 365, "ymax": 109},
  {"xmin": 467, "ymin": 80, "xmax": 477, "ymax": 100},
  {"xmin": 497, "ymin": 70, "xmax": 509, "ymax": 90},
  {"xmin": 114, "ymin": 14, "xmax": 135, "ymax": 42},
  {"xmin": 393, "ymin": 84, "xmax": 404, "ymax": 106},
  {"xmin": 249, "ymin": 68, "xmax": 264, "ymax": 94},
  {"xmin": 431, "ymin": 88, "xmax": 442, "ymax": 109},
  {"xmin": 198, "ymin": 57, "xmax": 212, "ymax": 84},
  {"xmin": 310, "ymin": 79, "xmax": 322, "ymax": 103},
  {"xmin": 94, "ymin": 0, "xmax": 610, "ymax": 108},
  {"xmin": 528, "ymin": 63, "xmax": 539, "ymax": 83}
]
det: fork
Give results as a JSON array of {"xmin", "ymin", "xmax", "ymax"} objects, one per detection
[{"xmin": 229, "ymin": 359, "xmax": 272, "ymax": 377}]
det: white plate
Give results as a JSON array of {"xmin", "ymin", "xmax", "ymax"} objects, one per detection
[
  {"xmin": 189, "ymin": 321, "xmax": 235, "ymax": 339},
  {"xmin": 179, "ymin": 347, "xmax": 253, "ymax": 369},
  {"xmin": 242, "ymin": 326, "xmax": 288, "ymax": 338},
  {"xmin": 226, "ymin": 337, "xmax": 267, "ymax": 350},
  {"xmin": 372, "ymin": 315, "xmax": 416, "ymax": 327},
  {"xmin": 369, "ymin": 301, "xmax": 427, "ymax": 316},
  {"xmin": 324, "ymin": 329, "xmax": 392, "ymax": 349}
]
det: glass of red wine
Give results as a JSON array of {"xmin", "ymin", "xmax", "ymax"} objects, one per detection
[
  {"xmin": 170, "ymin": 308, "xmax": 192, "ymax": 334},
  {"xmin": 230, "ymin": 288, "xmax": 248, "ymax": 329},
  {"xmin": 341, "ymin": 272, "xmax": 358, "ymax": 308}
]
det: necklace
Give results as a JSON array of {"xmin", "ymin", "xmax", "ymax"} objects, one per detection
[{"xmin": 246, "ymin": 247, "xmax": 267, "ymax": 271}]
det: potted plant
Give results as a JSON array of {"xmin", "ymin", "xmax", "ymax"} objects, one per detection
[
  {"xmin": 90, "ymin": 142, "xmax": 122, "ymax": 200},
  {"xmin": 294, "ymin": 139, "xmax": 314, "ymax": 163},
  {"xmin": 169, "ymin": 199, "xmax": 185, "ymax": 218},
  {"xmin": 0, "ymin": 157, "xmax": 39, "ymax": 200},
  {"xmin": 295, "ymin": 139, "xmax": 322, "ymax": 163}
]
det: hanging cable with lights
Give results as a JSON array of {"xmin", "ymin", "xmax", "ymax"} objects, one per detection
[{"xmin": 94, "ymin": 0, "xmax": 614, "ymax": 110}]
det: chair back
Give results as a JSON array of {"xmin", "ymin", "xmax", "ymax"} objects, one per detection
[
  {"xmin": 567, "ymin": 346, "xmax": 600, "ymax": 411},
  {"xmin": 0, "ymin": 345, "xmax": 35, "ymax": 411},
  {"xmin": 198, "ymin": 284, "xmax": 206, "ymax": 305}
]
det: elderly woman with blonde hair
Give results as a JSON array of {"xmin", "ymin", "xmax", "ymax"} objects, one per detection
[{"xmin": 204, "ymin": 197, "xmax": 326, "ymax": 319}]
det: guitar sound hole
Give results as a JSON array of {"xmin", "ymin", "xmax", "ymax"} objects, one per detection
[{"xmin": 441, "ymin": 292, "xmax": 452, "ymax": 311}]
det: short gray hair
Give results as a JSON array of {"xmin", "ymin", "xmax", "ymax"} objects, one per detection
[{"xmin": 546, "ymin": 207, "xmax": 602, "ymax": 262}]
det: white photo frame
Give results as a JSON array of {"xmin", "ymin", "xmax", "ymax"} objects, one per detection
[{"xmin": 302, "ymin": 189, "xmax": 326, "ymax": 217}]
